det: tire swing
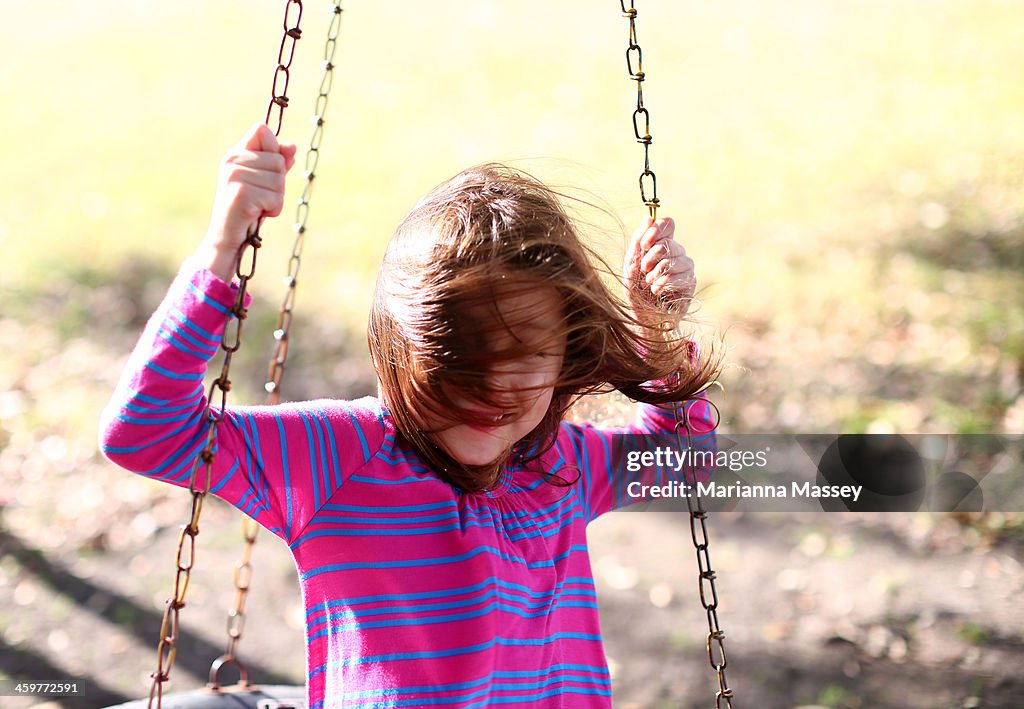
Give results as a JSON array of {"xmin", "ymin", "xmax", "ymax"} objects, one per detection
[
  {"xmin": 108, "ymin": 2, "xmax": 736, "ymax": 708},
  {"xmin": 106, "ymin": 1, "xmax": 341, "ymax": 707}
]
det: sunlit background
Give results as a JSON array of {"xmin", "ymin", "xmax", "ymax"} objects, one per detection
[{"xmin": 1, "ymin": 1, "xmax": 1022, "ymax": 707}]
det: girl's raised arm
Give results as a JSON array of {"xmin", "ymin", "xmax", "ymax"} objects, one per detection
[
  {"xmin": 565, "ymin": 216, "xmax": 716, "ymax": 521},
  {"xmin": 98, "ymin": 126, "xmax": 383, "ymax": 544}
]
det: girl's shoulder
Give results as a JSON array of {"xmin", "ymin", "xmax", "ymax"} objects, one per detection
[{"xmin": 268, "ymin": 395, "xmax": 394, "ymax": 459}]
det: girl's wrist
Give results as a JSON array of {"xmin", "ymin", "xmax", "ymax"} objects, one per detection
[{"xmin": 193, "ymin": 240, "xmax": 239, "ymax": 285}]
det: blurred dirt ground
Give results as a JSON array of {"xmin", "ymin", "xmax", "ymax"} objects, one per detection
[
  {"xmin": 0, "ymin": 261, "xmax": 1022, "ymax": 708},
  {"xmin": 1, "ymin": 487, "xmax": 1022, "ymax": 708}
]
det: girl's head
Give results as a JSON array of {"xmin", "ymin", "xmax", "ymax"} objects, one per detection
[{"xmin": 368, "ymin": 164, "xmax": 717, "ymax": 493}]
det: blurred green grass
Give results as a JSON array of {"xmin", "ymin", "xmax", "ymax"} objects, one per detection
[{"xmin": 1, "ymin": 0, "xmax": 1022, "ymax": 433}]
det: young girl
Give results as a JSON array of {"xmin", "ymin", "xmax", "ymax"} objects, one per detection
[{"xmin": 100, "ymin": 123, "xmax": 719, "ymax": 708}]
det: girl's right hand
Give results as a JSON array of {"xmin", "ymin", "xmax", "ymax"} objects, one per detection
[{"xmin": 197, "ymin": 123, "xmax": 297, "ymax": 283}]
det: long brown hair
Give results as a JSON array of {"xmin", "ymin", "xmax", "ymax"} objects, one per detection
[{"xmin": 368, "ymin": 164, "xmax": 719, "ymax": 493}]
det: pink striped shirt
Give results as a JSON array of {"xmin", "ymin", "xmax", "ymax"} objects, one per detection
[{"xmin": 99, "ymin": 262, "xmax": 715, "ymax": 708}]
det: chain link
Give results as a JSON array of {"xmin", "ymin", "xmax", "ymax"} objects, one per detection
[
  {"xmin": 675, "ymin": 405, "xmax": 734, "ymax": 708},
  {"xmin": 621, "ymin": 2, "xmax": 735, "ymax": 705},
  {"xmin": 265, "ymin": 0, "xmax": 344, "ymax": 404},
  {"xmin": 147, "ymin": 2, "xmax": 305, "ymax": 707},
  {"xmin": 620, "ymin": 0, "xmax": 658, "ymax": 220},
  {"xmin": 208, "ymin": 0, "xmax": 345, "ymax": 692},
  {"xmin": 267, "ymin": 0, "xmax": 305, "ymax": 135},
  {"xmin": 208, "ymin": 516, "xmax": 259, "ymax": 690}
]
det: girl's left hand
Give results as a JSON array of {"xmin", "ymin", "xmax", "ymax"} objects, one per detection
[{"xmin": 624, "ymin": 217, "xmax": 696, "ymax": 317}]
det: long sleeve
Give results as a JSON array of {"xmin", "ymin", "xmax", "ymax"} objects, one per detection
[
  {"xmin": 560, "ymin": 396, "xmax": 717, "ymax": 523},
  {"xmin": 98, "ymin": 260, "xmax": 385, "ymax": 544}
]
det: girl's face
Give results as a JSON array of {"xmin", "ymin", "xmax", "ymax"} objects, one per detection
[{"xmin": 431, "ymin": 285, "xmax": 566, "ymax": 469}]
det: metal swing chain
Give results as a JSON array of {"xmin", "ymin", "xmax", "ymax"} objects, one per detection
[
  {"xmin": 619, "ymin": 2, "xmax": 735, "ymax": 706},
  {"xmin": 265, "ymin": 0, "xmax": 344, "ymax": 405},
  {"xmin": 621, "ymin": 0, "xmax": 659, "ymax": 221},
  {"xmin": 148, "ymin": 2, "xmax": 304, "ymax": 707},
  {"xmin": 677, "ymin": 405, "xmax": 735, "ymax": 708},
  {"xmin": 209, "ymin": 0, "xmax": 345, "ymax": 691}
]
